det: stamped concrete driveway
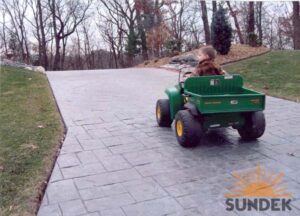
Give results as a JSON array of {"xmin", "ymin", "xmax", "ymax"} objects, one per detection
[{"xmin": 38, "ymin": 68, "xmax": 300, "ymax": 216}]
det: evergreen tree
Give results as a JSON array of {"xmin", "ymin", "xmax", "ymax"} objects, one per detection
[
  {"xmin": 211, "ymin": 5, "xmax": 232, "ymax": 55},
  {"xmin": 126, "ymin": 27, "xmax": 139, "ymax": 65},
  {"xmin": 8, "ymin": 32, "xmax": 19, "ymax": 55}
]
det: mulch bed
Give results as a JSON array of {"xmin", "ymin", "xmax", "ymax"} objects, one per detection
[{"xmin": 138, "ymin": 44, "xmax": 270, "ymax": 68}]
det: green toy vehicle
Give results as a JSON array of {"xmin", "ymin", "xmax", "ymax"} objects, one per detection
[{"xmin": 156, "ymin": 71, "xmax": 266, "ymax": 147}]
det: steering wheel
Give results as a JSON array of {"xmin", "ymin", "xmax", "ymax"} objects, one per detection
[
  {"xmin": 179, "ymin": 71, "xmax": 193, "ymax": 89},
  {"xmin": 183, "ymin": 71, "xmax": 193, "ymax": 79}
]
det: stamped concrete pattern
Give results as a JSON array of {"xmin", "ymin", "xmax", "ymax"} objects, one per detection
[{"xmin": 38, "ymin": 68, "xmax": 300, "ymax": 216}]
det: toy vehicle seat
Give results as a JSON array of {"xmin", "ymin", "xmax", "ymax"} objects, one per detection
[{"xmin": 184, "ymin": 75, "xmax": 244, "ymax": 95}]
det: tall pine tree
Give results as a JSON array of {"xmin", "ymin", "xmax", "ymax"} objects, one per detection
[{"xmin": 211, "ymin": 5, "xmax": 232, "ymax": 55}]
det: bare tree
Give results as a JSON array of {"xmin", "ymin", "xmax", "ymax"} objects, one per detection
[
  {"xmin": 98, "ymin": 0, "xmax": 138, "ymax": 66},
  {"xmin": 165, "ymin": 0, "xmax": 188, "ymax": 52},
  {"xmin": 1, "ymin": 0, "xmax": 30, "ymax": 62},
  {"xmin": 96, "ymin": 2, "xmax": 125, "ymax": 68},
  {"xmin": 27, "ymin": 0, "xmax": 41, "ymax": 64},
  {"xmin": 293, "ymin": 1, "xmax": 300, "ymax": 49},
  {"xmin": 185, "ymin": 2, "xmax": 202, "ymax": 48},
  {"xmin": 200, "ymin": 0, "xmax": 210, "ymax": 44},
  {"xmin": 27, "ymin": 0, "xmax": 49, "ymax": 66},
  {"xmin": 0, "ymin": 0, "xmax": 298, "ymax": 70},
  {"xmin": 81, "ymin": 21, "xmax": 94, "ymax": 69},
  {"xmin": 143, "ymin": 0, "xmax": 165, "ymax": 57},
  {"xmin": 48, "ymin": 0, "xmax": 91, "ymax": 70},
  {"xmin": 227, "ymin": 1, "xmax": 244, "ymax": 44},
  {"xmin": 0, "ymin": 8, "xmax": 8, "ymax": 55}
]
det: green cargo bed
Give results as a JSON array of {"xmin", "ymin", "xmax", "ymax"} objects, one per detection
[{"xmin": 184, "ymin": 75, "xmax": 265, "ymax": 114}]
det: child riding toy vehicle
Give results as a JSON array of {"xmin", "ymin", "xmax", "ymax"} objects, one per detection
[{"xmin": 156, "ymin": 71, "xmax": 266, "ymax": 147}]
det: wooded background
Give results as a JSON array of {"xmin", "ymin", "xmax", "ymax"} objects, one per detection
[{"xmin": 0, "ymin": 0, "xmax": 299, "ymax": 70}]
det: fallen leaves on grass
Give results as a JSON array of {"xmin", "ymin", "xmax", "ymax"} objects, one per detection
[
  {"xmin": 20, "ymin": 143, "xmax": 39, "ymax": 150},
  {"xmin": 2, "ymin": 91, "xmax": 15, "ymax": 96},
  {"xmin": 215, "ymin": 45, "xmax": 270, "ymax": 65},
  {"xmin": 263, "ymin": 86, "xmax": 269, "ymax": 90}
]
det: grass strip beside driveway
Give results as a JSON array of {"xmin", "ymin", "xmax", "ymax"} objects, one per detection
[
  {"xmin": 224, "ymin": 51, "xmax": 300, "ymax": 102},
  {"xmin": 0, "ymin": 66, "xmax": 64, "ymax": 215}
]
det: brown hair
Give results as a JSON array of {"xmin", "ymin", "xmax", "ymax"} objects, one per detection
[{"xmin": 199, "ymin": 46, "xmax": 217, "ymax": 61}]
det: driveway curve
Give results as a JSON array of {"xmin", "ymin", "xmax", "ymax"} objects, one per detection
[{"xmin": 38, "ymin": 68, "xmax": 300, "ymax": 216}]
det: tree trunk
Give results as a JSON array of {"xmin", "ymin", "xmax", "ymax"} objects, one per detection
[
  {"xmin": 110, "ymin": 38, "xmax": 118, "ymax": 68},
  {"xmin": 200, "ymin": 0, "xmax": 211, "ymax": 45},
  {"xmin": 33, "ymin": 10, "xmax": 42, "ymax": 65},
  {"xmin": 22, "ymin": 24, "xmax": 31, "ymax": 63},
  {"xmin": 293, "ymin": 1, "xmax": 300, "ymax": 49},
  {"xmin": 256, "ymin": 2, "xmax": 263, "ymax": 46},
  {"xmin": 247, "ymin": 1, "xmax": 255, "ymax": 46},
  {"xmin": 37, "ymin": 0, "xmax": 48, "ymax": 69},
  {"xmin": 83, "ymin": 25, "xmax": 92, "ymax": 69},
  {"xmin": 212, "ymin": 1, "xmax": 217, "ymax": 14},
  {"xmin": 227, "ymin": 1, "xmax": 244, "ymax": 44},
  {"xmin": 53, "ymin": 38, "xmax": 60, "ymax": 70},
  {"xmin": 247, "ymin": 2, "xmax": 255, "ymax": 34},
  {"xmin": 51, "ymin": 0, "xmax": 60, "ymax": 70},
  {"xmin": 270, "ymin": 19, "xmax": 274, "ymax": 49},
  {"xmin": 75, "ymin": 30, "xmax": 81, "ymax": 69},
  {"xmin": 61, "ymin": 37, "xmax": 68, "ymax": 69}
]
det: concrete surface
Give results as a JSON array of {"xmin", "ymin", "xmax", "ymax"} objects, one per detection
[{"xmin": 38, "ymin": 68, "xmax": 300, "ymax": 216}]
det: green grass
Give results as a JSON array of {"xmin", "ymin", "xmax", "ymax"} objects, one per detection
[
  {"xmin": 0, "ymin": 66, "xmax": 64, "ymax": 215},
  {"xmin": 223, "ymin": 51, "xmax": 300, "ymax": 102}
]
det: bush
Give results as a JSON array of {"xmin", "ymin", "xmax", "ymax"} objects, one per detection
[
  {"xmin": 247, "ymin": 32, "xmax": 259, "ymax": 47},
  {"xmin": 211, "ymin": 5, "xmax": 232, "ymax": 55}
]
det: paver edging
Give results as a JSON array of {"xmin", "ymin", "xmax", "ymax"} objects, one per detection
[{"xmin": 35, "ymin": 72, "xmax": 68, "ymax": 215}]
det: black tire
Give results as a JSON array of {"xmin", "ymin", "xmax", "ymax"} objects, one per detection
[
  {"xmin": 156, "ymin": 99, "xmax": 172, "ymax": 127},
  {"xmin": 175, "ymin": 110, "xmax": 203, "ymax": 147},
  {"xmin": 238, "ymin": 111, "xmax": 266, "ymax": 140}
]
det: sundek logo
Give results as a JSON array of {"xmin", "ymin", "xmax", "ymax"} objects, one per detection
[{"xmin": 225, "ymin": 165, "xmax": 293, "ymax": 212}]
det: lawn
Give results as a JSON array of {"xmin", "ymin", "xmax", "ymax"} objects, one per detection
[
  {"xmin": 223, "ymin": 51, "xmax": 300, "ymax": 102},
  {"xmin": 0, "ymin": 66, "xmax": 64, "ymax": 215}
]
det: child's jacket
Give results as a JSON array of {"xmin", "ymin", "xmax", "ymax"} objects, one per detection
[{"xmin": 193, "ymin": 59, "xmax": 224, "ymax": 76}]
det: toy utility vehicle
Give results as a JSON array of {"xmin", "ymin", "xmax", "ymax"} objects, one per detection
[{"xmin": 156, "ymin": 72, "xmax": 266, "ymax": 147}]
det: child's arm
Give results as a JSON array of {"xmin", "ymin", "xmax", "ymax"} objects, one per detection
[{"xmin": 222, "ymin": 69, "xmax": 229, "ymax": 75}]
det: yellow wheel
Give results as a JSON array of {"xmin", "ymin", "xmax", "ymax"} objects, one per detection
[
  {"xmin": 156, "ymin": 105, "xmax": 161, "ymax": 120},
  {"xmin": 156, "ymin": 99, "xmax": 172, "ymax": 127},
  {"xmin": 176, "ymin": 120, "xmax": 183, "ymax": 137},
  {"xmin": 175, "ymin": 110, "xmax": 203, "ymax": 147}
]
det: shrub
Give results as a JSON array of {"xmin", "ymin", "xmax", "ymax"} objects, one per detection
[
  {"xmin": 247, "ymin": 32, "xmax": 259, "ymax": 47},
  {"xmin": 211, "ymin": 5, "xmax": 232, "ymax": 55}
]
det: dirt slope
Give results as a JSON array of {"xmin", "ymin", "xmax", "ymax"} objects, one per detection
[{"xmin": 138, "ymin": 44, "xmax": 270, "ymax": 68}]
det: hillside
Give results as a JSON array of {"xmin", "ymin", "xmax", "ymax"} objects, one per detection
[
  {"xmin": 224, "ymin": 51, "xmax": 300, "ymax": 102},
  {"xmin": 138, "ymin": 44, "xmax": 270, "ymax": 68}
]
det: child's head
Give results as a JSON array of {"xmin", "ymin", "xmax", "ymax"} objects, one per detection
[{"xmin": 198, "ymin": 46, "xmax": 217, "ymax": 62}]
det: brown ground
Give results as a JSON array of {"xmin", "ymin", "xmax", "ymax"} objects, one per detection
[{"xmin": 137, "ymin": 44, "xmax": 270, "ymax": 68}]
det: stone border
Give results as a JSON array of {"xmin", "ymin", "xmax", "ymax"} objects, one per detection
[
  {"xmin": 35, "ymin": 73, "xmax": 68, "ymax": 214},
  {"xmin": 157, "ymin": 49, "xmax": 272, "ymax": 72},
  {"xmin": 220, "ymin": 49, "xmax": 271, "ymax": 66},
  {"xmin": 0, "ymin": 59, "xmax": 46, "ymax": 73}
]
